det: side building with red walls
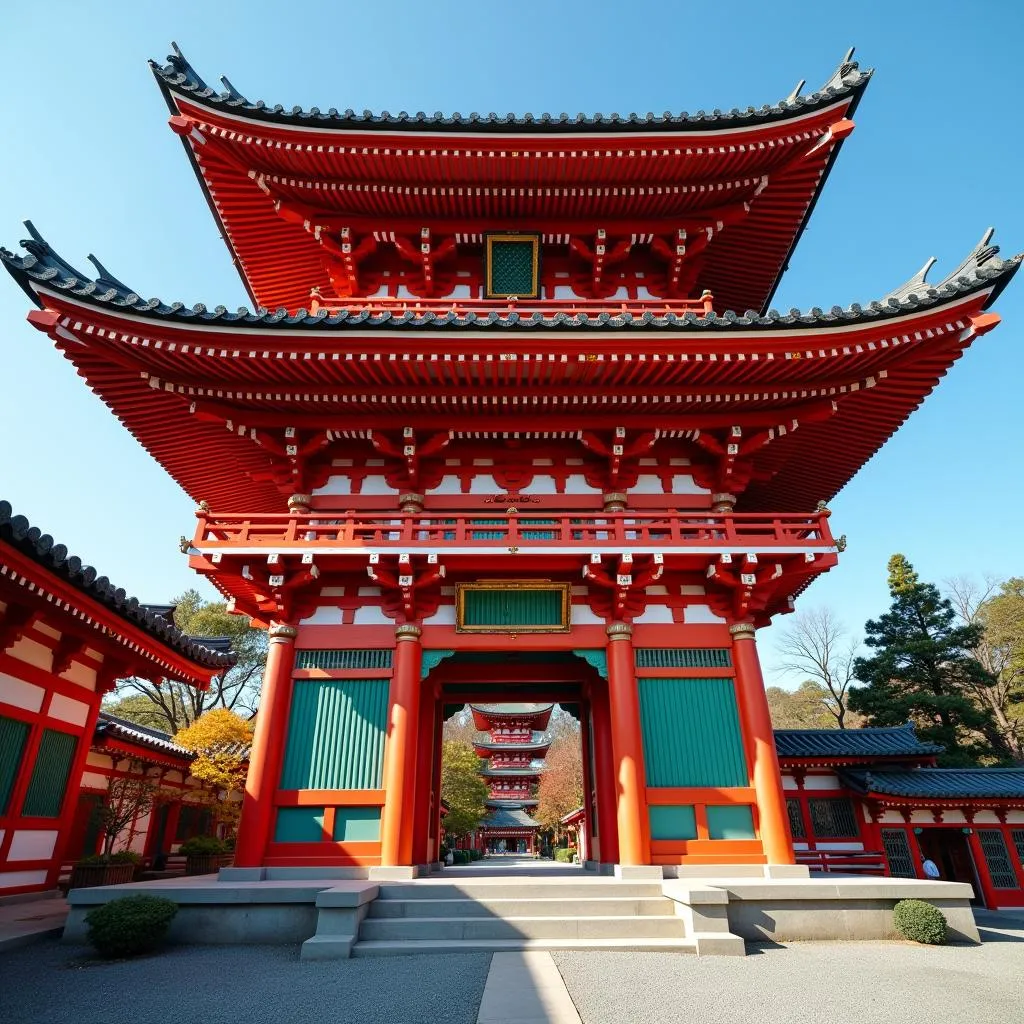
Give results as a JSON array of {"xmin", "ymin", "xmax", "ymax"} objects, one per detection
[{"xmin": 0, "ymin": 501, "xmax": 233, "ymax": 895}]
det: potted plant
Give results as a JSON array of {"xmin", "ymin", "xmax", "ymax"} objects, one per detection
[
  {"xmin": 179, "ymin": 834, "xmax": 229, "ymax": 875},
  {"xmin": 69, "ymin": 850, "xmax": 143, "ymax": 890},
  {"xmin": 69, "ymin": 766, "xmax": 159, "ymax": 890}
]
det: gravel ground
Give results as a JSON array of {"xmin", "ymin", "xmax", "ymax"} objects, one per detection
[
  {"xmin": 0, "ymin": 942, "xmax": 491, "ymax": 1024},
  {"xmin": 553, "ymin": 934, "xmax": 1024, "ymax": 1024}
]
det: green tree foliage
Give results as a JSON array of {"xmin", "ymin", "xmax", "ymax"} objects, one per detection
[
  {"xmin": 102, "ymin": 693, "xmax": 172, "ymax": 731},
  {"xmin": 848, "ymin": 555, "xmax": 999, "ymax": 766},
  {"xmin": 948, "ymin": 576, "xmax": 1024, "ymax": 762},
  {"xmin": 113, "ymin": 589, "xmax": 267, "ymax": 734},
  {"xmin": 767, "ymin": 680, "xmax": 848, "ymax": 730},
  {"xmin": 535, "ymin": 713, "xmax": 583, "ymax": 834},
  {"xmin": 440, "ymin": 740, "xmax": 489, "ymax": 840}
]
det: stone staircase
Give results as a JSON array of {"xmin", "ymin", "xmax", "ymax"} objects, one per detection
[{"xmin": 351, "ymin": 878, "xmax": 697, "ymax": 955}]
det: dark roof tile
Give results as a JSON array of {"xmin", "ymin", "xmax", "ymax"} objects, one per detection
[
  {"xmin": 5, "ymin": 225, "xmax": 1016, "ymax": 334},
  {"xmin": 841, "ymin": 767, "xmax": 1024, "ymax": 800},
  {"xmin": 0, "ymin": 499, "xmax": 235, "ymax": 671},
  {"xmin": 151, "ymin": 44, "xmax": 871, "ymax": 136},
  {"xmin": 774, "ymin": 723, "xmax": 943, "ymax": 760}
]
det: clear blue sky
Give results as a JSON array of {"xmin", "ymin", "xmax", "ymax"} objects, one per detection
[{"xmin": 2, "ymin": 1, "xmax": 1022, "ymax": 684}]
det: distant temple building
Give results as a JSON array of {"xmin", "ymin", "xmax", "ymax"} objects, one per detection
[
  {"xmin": 471, "ymin": 704, "xmax": 551, "ymax": 854},
  {"xmin": 3, "ymin": 46, "xmax": 1024, "ymax": 892}
]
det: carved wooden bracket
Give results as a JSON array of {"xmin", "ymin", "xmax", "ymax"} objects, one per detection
[
  {"xmin": 367, "ymin": 553, "xmax": 445, "ymax": 624},
  {"xmin": 583, "ymin": 552, "xmax": 664, "ymax": 622}
]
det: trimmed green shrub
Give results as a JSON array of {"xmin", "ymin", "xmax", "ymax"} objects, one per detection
[
  {"xmin": 77, "ymin": 850, "xmax": 142, "ymax": 866},
  {"xmin": 451, "ymin": 849, "xmax": 471, "ymax": 865},
  {"xmin": 85, "ymin": 895, "xmax": 178, "ymax": 958},
  {"xmin": 893, "ymin": 899, "xmax": 947, "ymax": 945},
  {"xmin": 179, "ymin": 835, "xmax": 227, "ymax": 856},
  {"xmin": 554, "ymin": 847, "xmax": 575, "ymax": 863}
]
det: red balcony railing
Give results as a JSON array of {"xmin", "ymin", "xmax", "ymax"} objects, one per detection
[
  {"xmin": 308, "ymin": 292, "xmax": 715, "ymax": 319},
  {"xmin": 192, "ymin": 511, "xmax": 834, "ymax": 552},
  {"xmin": 795, "ymin": 850, "xmax": 888, "ymax": 876}
]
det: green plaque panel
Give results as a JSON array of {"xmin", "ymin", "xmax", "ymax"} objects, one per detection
[
  {"xmin": 274, "ymin": 807, "xmax": 326, "ymax": 843},
  {"xmin": 706, "ymin": 805, "xmax": 756, "ymax": 840},
  {"xmin": 649, "ymin": 805, "xmax": 697, "ymax": 841},
  {"xmin": 487, "ymin": 237, "xmax": 538, "ymax": 297},
  {"xmin": 0, "ymin": 716, "xmax": 30, "ymax": 814},
  {"xmin": 333, "ymin": 807, "xmax": 382, "ymax": 842}
]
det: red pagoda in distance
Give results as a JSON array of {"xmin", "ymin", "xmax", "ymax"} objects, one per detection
[
  {"xmin": 471, "ymin": 703, "xmax": 552, "ymax": 854},
  {"xmin": 2, "ymin": 45, "xmax": 1020, "ymax": 883}
]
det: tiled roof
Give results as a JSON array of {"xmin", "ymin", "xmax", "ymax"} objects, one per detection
[
  {"xmin": 4, "ymin": 224, "xmax": 1016, "ymax": 334},
  {"xmin": 152, "ymin": 44, "xmax": 871, "ymax": 136},
  {"xmin": 486, "ymin": 798, "xmax": 538, "ymax": 808},
  {"xmin": 774, "ymin": 723, "xmax": 943, "ymax": 760},
  {"xmin": 94, "ymin": 711, "xmax": 252, "ymax": 760},
  {"xmin": 0, "ymin": 499, "xmax": 235, "ymax": 671},
  {"xmin": 842, "ymin": 768, "xmax": 1024, "ymax": 800},
  {"xmin": 95, "ymin": 712, "xmax": 193, "ymax": 757},
  {"xmin": 483, "ymin": 806, "xmax": 540, "ymax": 830},
  {"xmin": 470, "ymin": 704, "xmax": 554, "ymax": 716}
]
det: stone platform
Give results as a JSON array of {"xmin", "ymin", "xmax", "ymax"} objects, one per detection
[{"xmin": 61, "ymin": 861, "xmax": 980, "ymax": 958}]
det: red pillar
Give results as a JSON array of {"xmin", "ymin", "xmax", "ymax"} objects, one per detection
[
  {"xmin": 590, "ymin": 681, "xmax": 619, "ymax": 864},
  {"xmin": 730, "ymin": 622, "xmax": 794, "ymax": 865},
  {"xmin": 411, "ymin": 692, "xmax": 436, "ymax": 866},
  {"xmin": 606, "ymin": 623, "xmax": 649, "ymax": 865},
  {"xmin": 234, "ymin": 622, "xmax": 297, "ymax": 868},
  {"xmin": 579, "ymin": 701, "xmax": 594, "ymax": 864},
  {"xmin": 380, "ymin": 624, "xmax": 422, "ymax": 866}
]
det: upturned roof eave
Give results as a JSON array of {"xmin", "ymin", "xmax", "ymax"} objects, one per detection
[{"xmin": 150, "ymin": 45, "xmax": 871, "ymax": 138}]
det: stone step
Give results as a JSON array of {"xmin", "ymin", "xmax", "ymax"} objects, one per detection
[
  {"xmin": 352, "ymin": 937, "xmax": 698, "ymax": 956},
  {"xmin": 360, "ymin": 914, "xmax": 687, "ymax": 941},
  {"xmin": 376, "ymin": 882, "xmax": 664, "ymax": 901},
  {"xmin": 368, "ymin": 896, "xmax": 675, "ymax": 919}
]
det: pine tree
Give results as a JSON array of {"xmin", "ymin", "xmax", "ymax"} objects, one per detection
[{"xmin": 848, "ymin": 554, "xmax": 1000, "ymax": 766}]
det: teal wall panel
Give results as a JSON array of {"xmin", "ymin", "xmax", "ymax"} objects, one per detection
[
  {"xmin": 649, "ymin": 805, "xmax": 697, "ymax": 841},
  {"xmin": 275, "ymin": 807, "xmax": 326, "ymax": 843},
  {"xmin": 294, "ymin": 649, "xmax": 393, "ymax": 671},
  {"xmin": 635, "ymin": 648, "xmax": 732, "ymax": 669},
  {"xmin": 280, "ymin": 679, "xmax": 389, "ymax": 791},
  {"xmin": 638, "ymin": 678, "xmax": 747, "ymax": 788},
  {"xmin": 22, "ymin": 729, "xmax": 77, "ymax": 818},
  {"xmin": 462, "ymin": 588, "xmax": 563, "ymax": 627},
  {"xmin": 333, "ymin": 807, "xmax": 382, "ymax": 842},
  {"xmin": 0, "ymin": 716, "xmax": 30, "ymax": 814},
  {"xmin": 707, "ymin": 805, "xmax": 756, "ymax": 840}
]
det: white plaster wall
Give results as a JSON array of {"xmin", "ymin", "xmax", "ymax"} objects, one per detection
[
  {"xmin": 1007, "ymin": 810, "xmax": 1024, "ymax": 824},
  {"xmin": 782, "ymin": 775, "xmax": 799, "ymax": 791},
  {"xmin": 35, "ymin": 623, "xmax": 60, "ymax": 641},
  {"xmin": 6, "ymin": 637, "xmax": 52, "ymax": 671},
  {"xmin": 7, "ymin": 830, "xmax": 59, "ymax": 861},
  {"xmin": 47, "ymin": 693, "xmax": 91, "ymax": 727},
  {"xmin": 0, "ymin": 672, "xmax": 44, "ymax": 714},
  {"xmin": 683, "ymin": 604, "xmax": 725, "ymax": 624},
  {"xmin": 299, "ymin": 607, "xmax": 344, "ymax": 626},
  {"xmin": 468, "ymin": 475, "xmax": 500, "ymax": 494},
  {"xmin": 972, "ymin": 810, "xmax": 1001, "ymax": 824},
  {"xmin": 565, "ymin": 474, "xmax": 601, "ymax": 493},
  {"xmin": 430, "ymin": 476, "xmax": 465, "ymax": 495},
  {"xmin": 940, "ymin": 810, "xmax": 968, "ymax": 824},
  {"xmin": 126, "ymin": 813, "xmax": 151, "ymax": 854},
  {"xmin": 909, "ymin": 810, "xmax": 935, "ymax": 824},
  {"xmin": 80, "ymin": 772, "xmax": 109, "ymax": 789},
  {"xmin": 632, "ymin": 604, "xmax": 674, "ymax": 624},
  {"xmin": 86, "ymin": 752, "xmax": 113, "ymax": 769},
  {"xmin": 0, "ymin": 870, "xmax": 47, "ymax": 890},
  {"xmin": 632, "ymin": 475, "xmax": 665, "ymax": 494},
  {"xmin": 570, "ymin": 605, "xmax": 604, "ymax": 626},
  {"xmin": 671, "ymin": 474, "xmax": 709, "ymax": 494},
  {"xmin": 812, "ymin": 841, "xmax": 865, "ymax": 852},
  {"xmin": 802, "ymin": 775, "xmax": 843, "ymax": 791},
  {"xmin": 62, "ymin": 660, "xmax": 97, "ymax": 691},
  {"xmin": 421, "ymin": 606, "xmax": 456, "ymax": 626},
  {"xmin": 353, "ymin": 606, "xmax": 392, "ymax": 625},
  {"xmin": 878, "ymin": 810, "xmax": 907, "ymax": 824}
]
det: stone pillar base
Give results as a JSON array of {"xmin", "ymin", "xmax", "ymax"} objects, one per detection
[
  {"xmin": 368, "ymin": 865, "xmax": 421, "ymax": 880},
  {"xmin": 613, "ymin": 864, "xmax": 664, "ymax": 880},
  {"xmin": 218, "ymin": 867, "xmax": 266, "ymax": 881},
  {"xmin": 764, "ymin": 863, "xmax": 810, "ymax": 879}
]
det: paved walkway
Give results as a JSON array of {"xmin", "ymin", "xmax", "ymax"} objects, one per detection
[{"xmin": 0, "ymin": 893, "xmax": 67, "ymax": 952}]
